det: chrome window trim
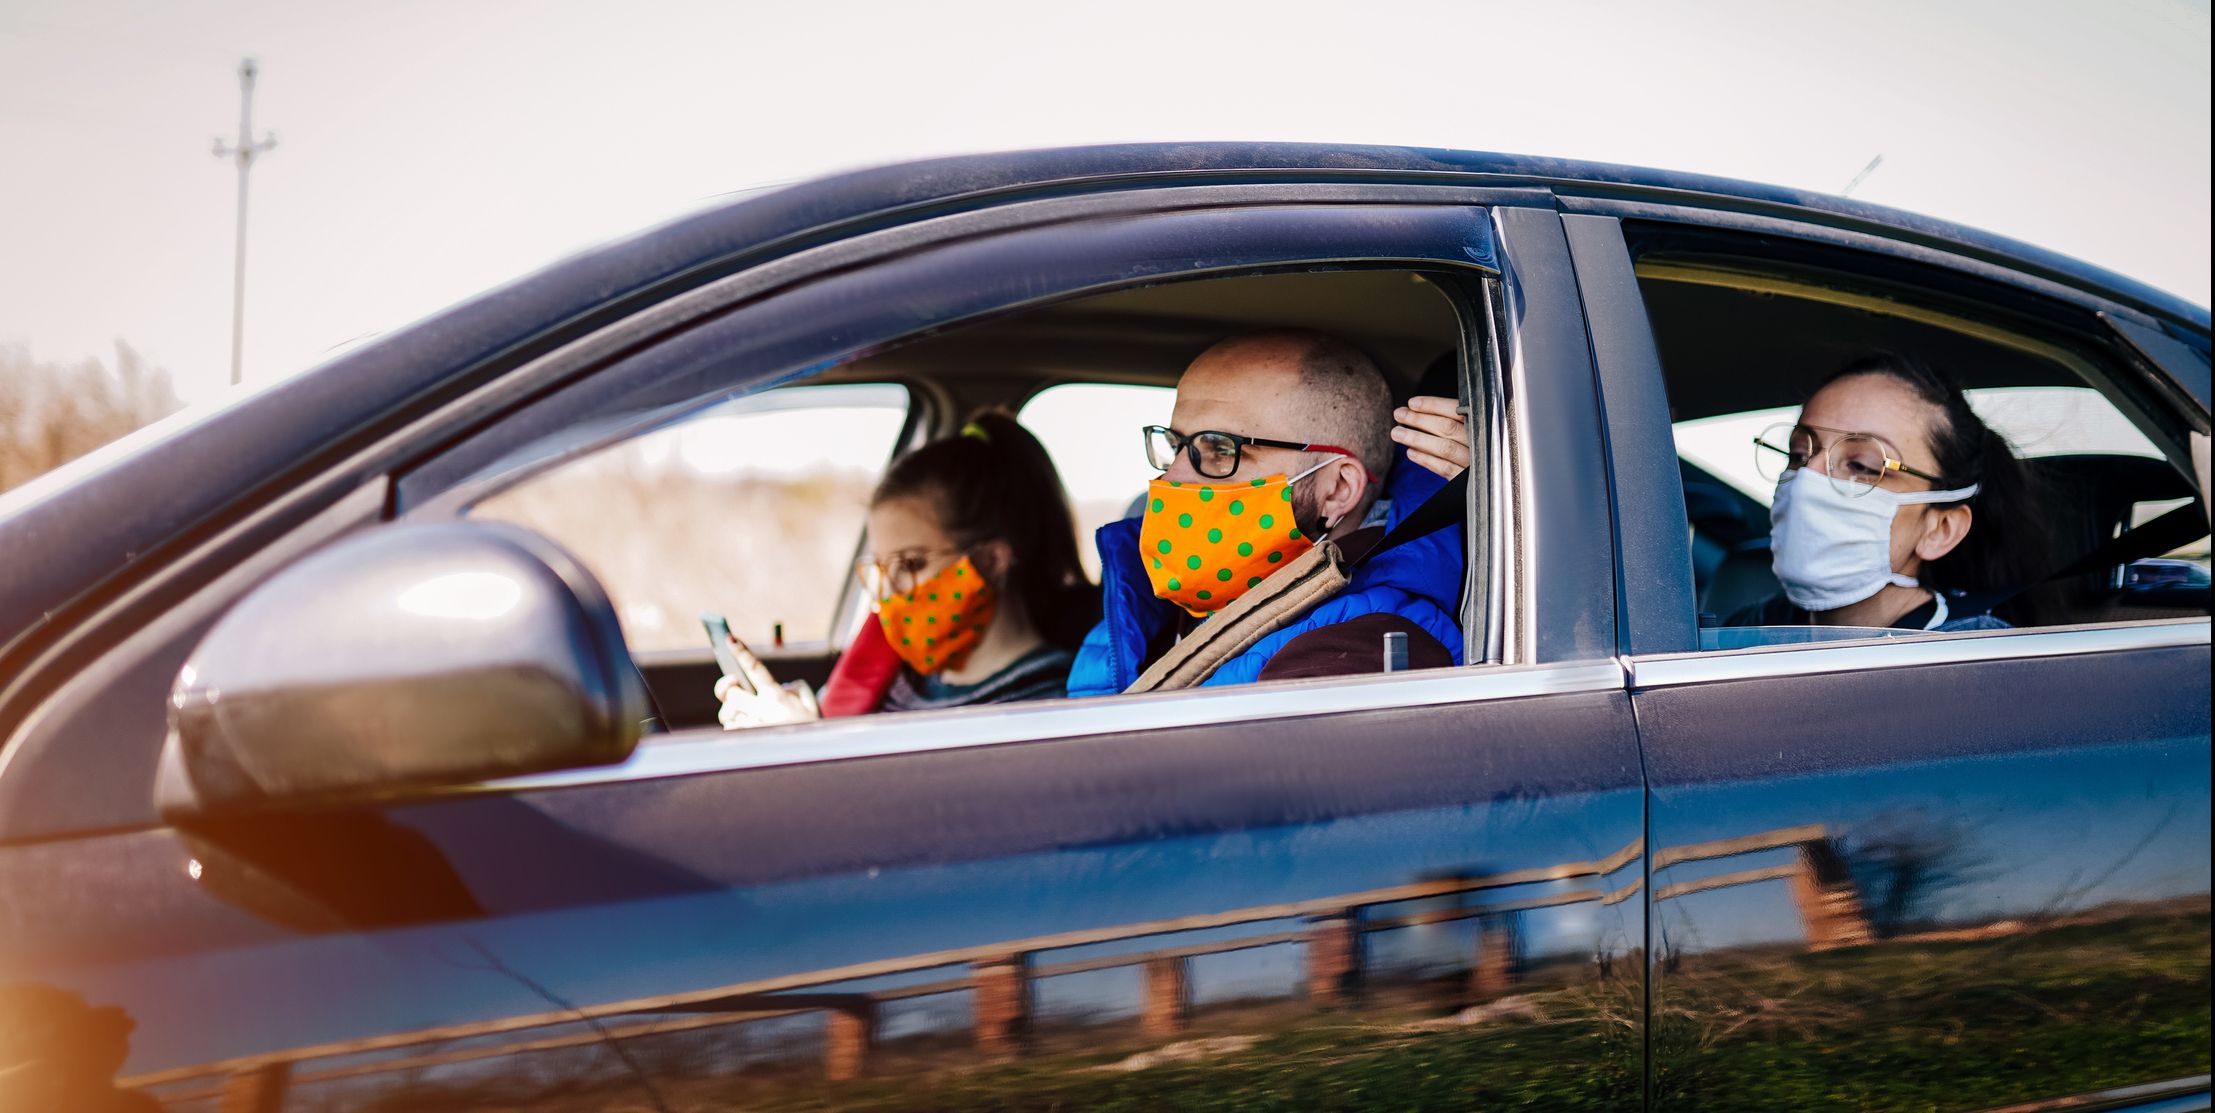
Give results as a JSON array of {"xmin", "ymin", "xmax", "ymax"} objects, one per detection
[
  {"xmin": 488, "ymin": 659, "xmax": 1625, "ymax": 792},
  {"xmin": 1492, "ymin": 211, "xmax": 1538, "ymax": 666},
  {"xmin": 1966, "ymin": 1073, "xmax": 2210, "ymax": 1113},
  {"xmin": 1477, "ymin": 272, "xmax": 1514, "ymax": 667},
  {"xmin": 1627, "ymin": 619, "xmax": 2210, "ymax": 690}
]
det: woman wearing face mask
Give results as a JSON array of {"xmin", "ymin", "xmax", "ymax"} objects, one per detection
[
  {"xmin": 1731, "ymin": 353, "xmax": 2048, "ymax": 632},
  {"xmin": 715, "ymin": 411, "xmax": 1097, "ymax": 727}
]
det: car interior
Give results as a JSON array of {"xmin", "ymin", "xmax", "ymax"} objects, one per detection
[
  {"xmin": 473, "ymin": 268, "xmax": 1472, "ymax": 730},
  {"xmin": 1630, "ymin": 229, "xmax": 2212, "ymax": 634}
]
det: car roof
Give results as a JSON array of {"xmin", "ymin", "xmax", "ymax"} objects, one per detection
[{"xmin": 719, "ymin": 143, "xmax": 2209, "ymax": 332}]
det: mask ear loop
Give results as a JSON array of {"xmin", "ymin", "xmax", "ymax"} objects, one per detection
[
  {"xmin": 1892, "ymin": 482, "xmax": 1981, "ymax": 506},
  {"xmin": 1885, "ymin": 482, "xmax": 1981, "ymax": 591}
]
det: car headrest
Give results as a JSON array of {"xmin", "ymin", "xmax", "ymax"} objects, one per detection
[
  {"xmin": 2032, "ymin": 454, "xmax": 2195, "ymax": 513},
  {"xmin": 1409, "ymin": 350, "xmax": 1458, "ymax": 404}
]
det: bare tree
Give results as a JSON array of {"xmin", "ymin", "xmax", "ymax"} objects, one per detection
[{"xmin": 1839, "ymin": 810, "xmax": 1991, "ymax": 938}]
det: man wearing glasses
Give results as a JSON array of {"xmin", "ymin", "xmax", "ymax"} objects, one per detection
[{"xmin": 1066, "ymin": 329, "xmax": 1466, "ymax": 696}]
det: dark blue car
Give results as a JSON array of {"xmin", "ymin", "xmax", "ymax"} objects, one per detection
[{"xmin": 1, "ymin": 145, "xmax": 2207, "ymax": 1112}]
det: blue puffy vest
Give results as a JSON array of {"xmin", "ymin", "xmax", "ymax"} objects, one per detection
[{"xmin": 1066, "ymin": 453, "xmax": 1465, "ymax": 696}]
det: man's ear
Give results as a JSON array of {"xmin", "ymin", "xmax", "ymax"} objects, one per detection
[
  {"xmin": 1318, "ymin": 458, "xmax": 1369, "ymax": 526},
  {"xmin": 1914, "ymin": 504, "xmax": 1973, "ymax": 563}
]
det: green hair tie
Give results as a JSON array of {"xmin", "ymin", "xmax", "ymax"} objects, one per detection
[{"xmin": 961, "ymin": 422, "xmax": 991, "ymax": 443}]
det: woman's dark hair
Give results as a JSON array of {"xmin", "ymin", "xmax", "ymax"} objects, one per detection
[
  {"xmin": 1817, "ymin": 353, "xmax": 2051, "ymax": 609},
  {"xmin": 872, "ymin": 409, "xmax": 1099, "ymax": 650}
]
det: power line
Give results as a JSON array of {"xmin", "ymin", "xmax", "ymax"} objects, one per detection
[{"xmin": 212, "ymin": 58, "xmax": 276, "ymax": 386}]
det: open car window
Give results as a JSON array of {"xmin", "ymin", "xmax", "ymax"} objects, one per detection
[
  {"xmin": 441, "ymin": 265, "xmax": 1482, "ymax": 732},
  {"xmin": 1630, "ymin": 240, "xmax": 2211, "ymax": 645},
  {"xmin": 468, "ymin": 384, "xmax": 913, "ymax": 652}
]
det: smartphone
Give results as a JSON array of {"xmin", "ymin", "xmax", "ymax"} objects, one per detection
[{"xmin": 700, "ymin": 612, "xmax": 744, "ymax": 679}]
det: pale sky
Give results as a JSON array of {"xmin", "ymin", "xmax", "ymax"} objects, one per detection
[{"xmin": 1, "ymin": 0, "xmax": 2208, "ymax": 410}]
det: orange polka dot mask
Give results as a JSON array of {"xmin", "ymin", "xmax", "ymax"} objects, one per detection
[
  {"xmin": 1139, "ymin": 462, "xmax": 1328, "ymax": 617},
  {"xmin": 874, "ymin": 556, "xmax": 997, "ymax": 675}
]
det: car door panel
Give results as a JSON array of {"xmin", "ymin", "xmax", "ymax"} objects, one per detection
[
  {"xmin": 10, "ymin": 670, "xmax": 1649, "ymax": 1109},
  {"xmin": 1633, "ymin": 632, "xmax": 2211, "ymax": 1111}
]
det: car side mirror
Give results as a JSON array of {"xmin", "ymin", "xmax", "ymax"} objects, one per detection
[{"xmin": 157, "ymin": 521, "xmax": 645, "ymax": 818}]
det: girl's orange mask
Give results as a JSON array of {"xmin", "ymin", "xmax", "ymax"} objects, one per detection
[
  {"xmin": 1138, "ymin": 469, "xmax": 1319, "ymax": 617},
  {"xmin": 875, "ymin": 555, "xmax": 997, "ymax": 674}
]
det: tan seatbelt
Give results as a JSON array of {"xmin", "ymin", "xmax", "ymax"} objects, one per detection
[{"xmin": 1124, "ymin": 539, "xmax": 1353, "ymax": 694}]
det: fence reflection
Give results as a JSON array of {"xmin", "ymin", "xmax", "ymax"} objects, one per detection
[{"xmin": 121, "ymin": 824, "xmax": 1901, "ymax": 1106}]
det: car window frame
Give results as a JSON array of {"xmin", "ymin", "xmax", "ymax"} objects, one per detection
[
  {"xmin": 0, "ymin": 185, "xmax": 1580, "ymax": 843},
  {"xmin": 391, "ymin": 195, "xmax": 1545, "ymax": 666},
  {"xmin": 387, "ymin": 195, "xmax": 1621, "ymax": 779},
  {"xmin": 1568, "ymin": 209, "xmax": 2212, "ymax": 673}
]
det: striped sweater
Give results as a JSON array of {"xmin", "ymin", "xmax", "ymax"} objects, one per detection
[{"xmin": 880, "ymin": 646, "xmax": 1076, "ymax": 713}]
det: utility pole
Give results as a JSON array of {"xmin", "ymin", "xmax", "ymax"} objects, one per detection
[{"xmin": 212, "ymin": 59, "xmax": 276, "ymax": 386}]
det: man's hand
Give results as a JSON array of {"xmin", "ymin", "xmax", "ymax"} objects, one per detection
[
  {"xmin": 713, "ymin": 633, "xmax": 821, "ymax": 729},
  {"xmin": 1391, "ymin": 396, "xmax": 1471, "ymax": 480}
]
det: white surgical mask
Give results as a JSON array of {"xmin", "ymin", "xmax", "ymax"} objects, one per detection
[{"xmin": 1769, "ymin": 468, "xmax": 1979, "ymax": 612}]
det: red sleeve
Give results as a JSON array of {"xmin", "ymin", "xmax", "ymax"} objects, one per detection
[
  {"xmin": 817, "ymin": 619, "xmax": 903, "ymax": 717},
  {"xmin": 1255, "ymin": 613, "xmax": 1455, "ymax": 683}
]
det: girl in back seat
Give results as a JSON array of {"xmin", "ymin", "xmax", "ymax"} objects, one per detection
[{"xmin": 715, "ymin": 410, "xmax": 1097, "ymax": 727}]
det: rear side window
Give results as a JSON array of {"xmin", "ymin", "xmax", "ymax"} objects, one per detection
[
  {"xmin": 1633, "ymin": 250, "xmax": 2208, "ymax": 638},
  {"xmin": 470, "ymin": 384, "xmax": 912, "ymax": 650}
]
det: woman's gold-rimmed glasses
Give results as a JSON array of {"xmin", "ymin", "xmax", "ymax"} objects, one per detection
[{"xmin": 1754, "ymin": 423, "xmax": 1944, "ymax": 498}]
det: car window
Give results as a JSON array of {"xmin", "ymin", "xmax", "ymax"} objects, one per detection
[
  {"xmin": 471, "ymin": 266, "xmax": 1479, "ymax": 733},
  {"xmin": 469, "ymin": 384, "xmax": 911, "ymax": 651},
  {"xmin": 1017, "ymin": 382, "xmax": 1176, "ymax": 580},
  {"xmin": 1630, "ymin": 248, "xmax": 2210, "ymax": 638}
]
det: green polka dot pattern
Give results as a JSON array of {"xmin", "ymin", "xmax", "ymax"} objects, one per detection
[
  {"xmin": 1137, "ymin": 473, "xmax": 1319, "ymax": 617},
  {"xmin": 874, "ymin": 554, "xmax": 995, "ymax": 676}
]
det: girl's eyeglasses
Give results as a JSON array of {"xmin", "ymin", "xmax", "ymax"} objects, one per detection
[{"xmin": 854, "ymin": 548, "xmax": 963, "ymax": 599}]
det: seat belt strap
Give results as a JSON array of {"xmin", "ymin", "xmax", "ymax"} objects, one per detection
[
  {"xmin": 1953, "ymin": 500, "xmax": 2208, "ymax": 617},
  {"xmin": 1368, "ymin": 471, "xmax": 1470, "ymax": 562}
]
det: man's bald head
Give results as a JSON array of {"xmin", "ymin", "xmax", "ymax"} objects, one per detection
[{"xmin": 1176, "ymin": 328, "xmax": 1395, "ymax": 480}]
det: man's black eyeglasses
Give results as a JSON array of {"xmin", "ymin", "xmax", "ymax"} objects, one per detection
[{"xmin": 1143, "ymin": 425, "xmax": 1374, "ymax": 481}]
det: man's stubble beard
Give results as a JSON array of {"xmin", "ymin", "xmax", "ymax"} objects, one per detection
[{"xmin": 1289, "ymin": 481, "xmax": 1331, "ymax": 543}]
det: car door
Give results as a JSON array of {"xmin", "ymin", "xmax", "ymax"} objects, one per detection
[
  {"xmin": 4, "ymin": 189, "xmax": 1652, "ymax": 1111},
  {"xmin": 1567, "ymin": 211, "xmax": 2214, "ymax": 1112}
]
